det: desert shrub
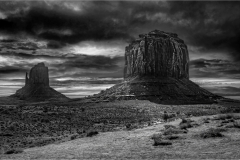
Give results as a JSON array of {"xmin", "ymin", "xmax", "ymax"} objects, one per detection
[
  {"xmin": 151, "ymin": 133, "xmax": 162, "ymax": 140},
  {"xmin": 163, "ymin": 128, "xmax": 187, "ymax": 135},
  {"xmin": 221, "ymin": 119, "xmax": 232, "ymax": 123},
  {"xmin": 203, "ymin": 120, "xmax": 210, "ymax": 123},
  {"xmin": 224, "ymin": 123, "xmax": 235, "ymax": 128},
  {"xmin": 233, "ymin": 120, "xmax": 240, "ymax": 128},
  {"xmin": 180, "ymin": 118, "xmax": 193, "ymax": 124},
  {"xmin": 199, "ymin": 128, "xmax": 226, "ymax": 138},
  {"xmin": 162, "ymin": 111, "xmax": 169, "ymax": 121},
  {"xmin": 151, "ymin": 133, "xmax": 179, "ymax": 143},
  {"xmin": 162, "ymin": 112, "xmax": 176, "ymax": 122},
  {"xmin": 203, "ymin": 118, "xmax": 210, "ymax": 123},
  {"xmin": 179, "ymin": 118, "xmax": 193, "ymax": 129},
  {"xmin": 86, "ymin": 131, "xmax": 99, "ymax": 137},
  {"xmin": 164, "ymin": 125, "xmax": 177, "ymax": 130},
  {"xmin": 153, "ymin": 138, "xmax": 172, "ymax": 146},
  {"xmin": 4, "ymin": 148, "xmax": 23, "ymax": 154},
  {"xmin": 70, "ymin": 134, "xmax": 78, "ymax": 140},
  {"xmin": 126, "ymin": 123, "xmax": 131, "ymax": 129},
  {"xmin": 43, "ymin": 107, "xmax": 48, "ymax": 113},
  {"xmin": 0, "ymin": 133, "xmax": 14, "ymax": 136},
  {"xmin": 214, "ymin": 114, "xmax": 239, "ymax": 120},
  {"xmin": 164, "ymin": 135, "xmax": 179, "ymax": 140},
  {"xmin": 179, "ymin": 123, "xmax": 192, "ymax": 130}
]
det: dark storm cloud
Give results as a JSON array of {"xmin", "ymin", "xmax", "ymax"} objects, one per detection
[
  {"xmin": 167, "ymin": 1, "xmax": 240, "ymax": 61},
  {"xmin": 47, "ymin": 41, "xmax": 66, "ymax": 49},
  {"xmin": 0, "ymin": 66, "xmax": 25, "ymax": 74},
  {"xmin": 190, "ymin": 58, "xmax": 240, "ymax": 78},
  {"xmin": 1, "ymin": 1, "xmax": 240, "ymax": 59},
  {"xmin": 0, "ymin": 39, "xmax": 17, "ymax": 43},
  {"xmin": 63, "ymin": 55, "xmax": 124, "ymax": 70},
  {"xmin": 0, "ymin": 1, "xmax": 134, "ymax": 45},
  {"xmin": 0, "ymin": 51, "xmax": 124, "ymax": 79},
  {"xmin": 1, "ymin": 1, "xmax": 240, "ymax": 81},
  {"xmin": 0, "ymin": 52, "xmax": 56, "ymax": 59}
]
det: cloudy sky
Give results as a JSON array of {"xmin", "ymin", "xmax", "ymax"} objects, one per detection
[{"xmin": 0, "ymin": 1, "xmax": 240, "ymax": 99}]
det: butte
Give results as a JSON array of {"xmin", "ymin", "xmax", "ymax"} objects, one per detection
[
  {"xmin": 11, "ymin": 63, "xmax": 69, "ymax": 101},
  {"xmin": 95, "ymin": 30, "xmax": 222, "ymax": 104}
]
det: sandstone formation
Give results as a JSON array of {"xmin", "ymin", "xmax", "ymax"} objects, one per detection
[
  {"xmin": 124, "ymin": 30, "xmax": 189, "ymax": 79},
  {"xmin": 94, "ymin": 30, "xmax": 222, "ymax": 104},
  {"xmin": 12, "ymin": 63, "xmax": 68, "ymax": 101}
]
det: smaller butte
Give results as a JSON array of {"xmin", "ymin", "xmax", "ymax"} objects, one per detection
[{"xmin": 11, "ymin": 63, "xmax": 69, "ymax": 101}]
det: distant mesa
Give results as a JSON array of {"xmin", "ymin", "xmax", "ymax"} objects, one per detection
[
  {"xmin": 95, "ymin": 30, "xmax": 222, "ymax": 104},
  {"xmin": 11, "ymin": 62, "xmax": 68, "ymax": 101}
]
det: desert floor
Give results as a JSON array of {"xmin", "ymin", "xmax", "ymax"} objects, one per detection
[
  {"xmin": 2, "ymin": 113, "xmax": 240, "ymax": 159},
  {"xmin": 1, "ymin": 99, "xmax": 240, "ymax": 159}
]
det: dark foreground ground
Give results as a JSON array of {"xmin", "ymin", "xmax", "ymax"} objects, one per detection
[{"xmin": 1, "ymin": 98, "xmax": 240, "ymax": 159}]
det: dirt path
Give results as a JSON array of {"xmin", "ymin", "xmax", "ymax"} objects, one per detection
[{"xmin": 2, "ymin": 115, "xmax": 240, "ymax": 159}]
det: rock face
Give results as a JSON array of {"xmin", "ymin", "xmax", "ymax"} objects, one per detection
[
  {"xmin": 12, "ymin": 63, "xmax": 68, "ymax": 101},
  {"xmin": 124, "ymin": 30, "xmax": 189, "ymax": 79},
  {"xmin": 94, "ymin": 30, "xmax": 222, "ymax": 104},
  {"xmin": 27, "ymin": 63, "xmax": 49, "ymax": 86}
]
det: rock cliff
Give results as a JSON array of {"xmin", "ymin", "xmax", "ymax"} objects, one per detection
[
  {"xmin": 124, "ymin": 30, "xmax": 189, "ymax": 79},
  {"xmin": 12, "ymin": 63, "xmax": 68, "ymax": 101},
  {"xmin": 27, "ymin": 63, "xmax": 49, "ymax": 86},
  {"xmin": 94, "ymin": 30, "xmax": 222, "ymax": 104}
]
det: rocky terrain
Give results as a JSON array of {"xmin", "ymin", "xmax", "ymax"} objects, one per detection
[
  {"xmin": 1, "ymin": 99, "xmax": 240, "ymax": 155},
  {"xmin": 95, "ymin": 30, "xmax": 222, "ymax": 104},
  {"xmin": 11, "ymin": 63, "xmax": 69, "ymax": 101},
  {"xmin": 2, "ymin": 106, "xmax": 240, "ymax": 159}
]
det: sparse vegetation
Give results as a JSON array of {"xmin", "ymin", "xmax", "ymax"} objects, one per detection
[
  {"xmin": 164, "ymin": 135, "xmax": 179, "ymax": 140},
  {"xmin": 70, "ymin": 134, "xmax": 79, "ymax": 140},
  {"xmin": 1, "ymin": 100, "xmax": 240, "ymax": 154},
  {"xmin": 153, "ymin": 139, "xmax": 172, "ymax": 146},
  {"xmin": 214, "ymin": 114, "xmax": 240, "ymax": 120},
  {"xmin": 86, "ymin": 131, "xmax": 99, "ymax": 137},
  {"xmin": 163, "ymin": 127, "xmax": 187, "ymax": 135},
  {"xmin": 151, "ymin": 134, "xmax": 172, "ymax": 146},
  {"xmin": 4, "ymin": 148, "xmax": 23, "ymax": 154},
  {"xmin": 179, "ymin": 118, "xmax": 193, "ymax": 129},
  {"xmin": 199, "ymin": 128, "xmax": 226, "ymax": 138},
  {"xmin": 164, "ymin": 125, "xmax": 176, "ymax": 130}
]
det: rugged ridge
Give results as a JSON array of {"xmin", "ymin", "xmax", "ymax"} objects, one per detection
[
  {"xmin": 94, "ymin": 30, "xmax": 222, "ymax": 104},
  {"xmin": 12, "ymin": 63, "xmax": 68, "ymax": 101}
]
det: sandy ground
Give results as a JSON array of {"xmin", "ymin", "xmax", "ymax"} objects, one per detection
[{"xmin": 2, "ymin": 114, "xmax": 240, "ymax": 160}]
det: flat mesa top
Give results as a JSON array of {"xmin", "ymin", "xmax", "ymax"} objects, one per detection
[
  {"xmin": 131, "ymin": 30, "xmax": 184, "ymax": 45},
  {"xmin": 139, "ymin": 30, "xmax": 178, "ymax": 38}
]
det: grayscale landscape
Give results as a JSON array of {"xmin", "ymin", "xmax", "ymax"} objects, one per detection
[{"xmin": 0, "ymin": 1, "xmax": 240, "ymax": 159}]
